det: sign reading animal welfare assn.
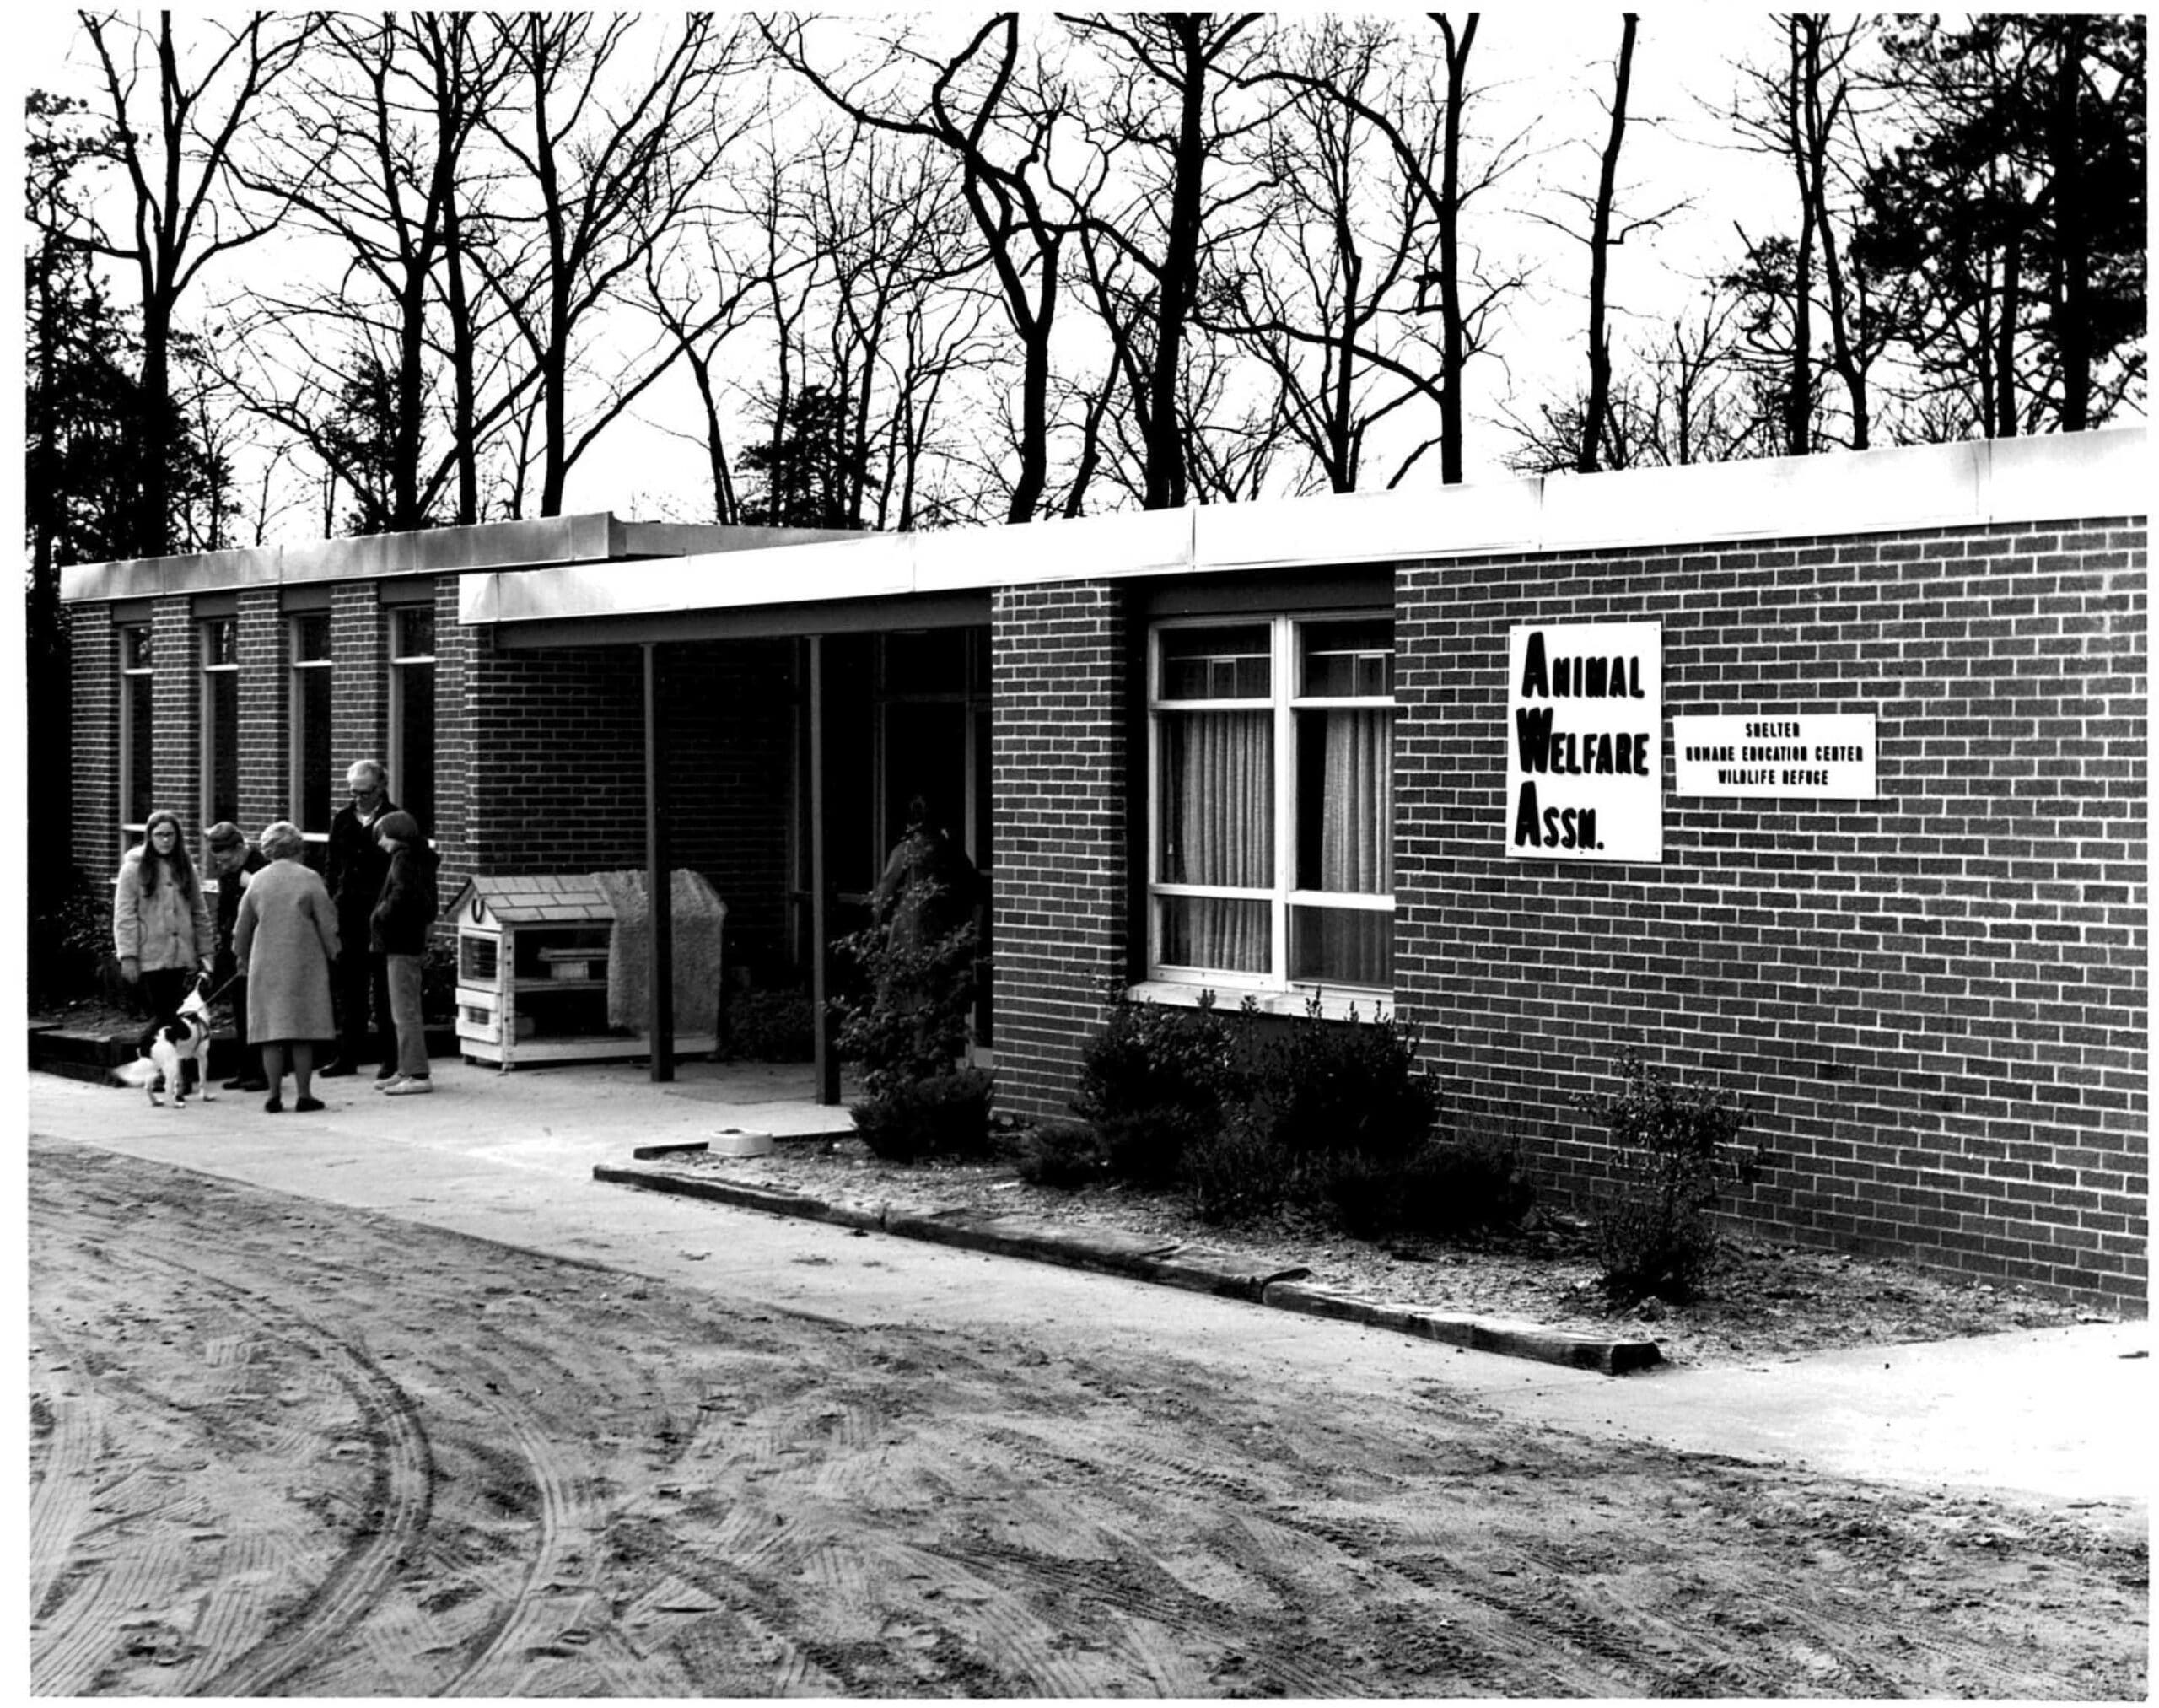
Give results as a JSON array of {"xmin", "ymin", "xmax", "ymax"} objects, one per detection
[
  {"xmin": 1672, "ymin": 714, "xmax": 1879, "ymax": 799},
  {"xmin": 1506, "ymin": 621, "xmax": 1662, "ymax": 863}
]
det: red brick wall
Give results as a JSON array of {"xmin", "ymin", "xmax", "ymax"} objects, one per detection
[
  {"xmin": 149, "ymin": 597, "xmax": 198, "ymax": 841},
  {"xmin": 990, "ymin": 582, "xmax": 1132, "ymax": 1123},
  {"xmin": 235, "ymin": 590, "xmax": 287, "ymax": 840},
  {"xmin": 450, "ymin": 634, "xmax": 800, "ymax": 980},
  {"xmin": 658, "ymin": 638, "xmax": 799, "ymax": 983},
  {"xmin": 1392, "ymin": 517, "xmax": 2146, "ymax": 1306},
  {"xmin": 68, "ymin": 603, "xmax": 116, "ymax": 871},
  {"xmin": 330, "ymin": 581, "xmax": 385, "ymax": 790}
]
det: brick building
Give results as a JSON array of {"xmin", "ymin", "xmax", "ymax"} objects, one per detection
[{"xmin": 60, "ymin": 432, "xmax": 2147, "ymax": 1304}]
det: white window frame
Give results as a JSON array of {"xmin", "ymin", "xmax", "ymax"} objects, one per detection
[
  {"xmin": 117, "ymin": 622, "xmax": 153, "ymax": 855},
  {"xmin": 387, "ymin": 604, "xmax": 436, "ymax": 833},
  {"xmin": 288, "ymin": 611, "xmax": 334, "ymax": 846},
  {"xmin": 1145, "ymin": 609, "xmax": 1395, "ymax": 999},
  {"xmin": 199, "ymin": 616, "xmax": 240, "ymax": 832}
]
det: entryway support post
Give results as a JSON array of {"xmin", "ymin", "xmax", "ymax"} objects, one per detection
[
  {"xmin": 809, "ymin": 636, "xmax": 841, "ymax": 1105},
  {"xmin": 643, "ymin": 641, "xmax": 675, "ymax": 1082}
]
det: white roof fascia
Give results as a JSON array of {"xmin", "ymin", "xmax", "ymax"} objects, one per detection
[{"xmin": 459, "ymin": 429, "xmax": 2146, "ymax": 628}]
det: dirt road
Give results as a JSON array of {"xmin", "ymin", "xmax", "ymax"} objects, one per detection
[{"xmin": 28, "ymin": 1136, "xmax": 2147, "ymax": 1697}]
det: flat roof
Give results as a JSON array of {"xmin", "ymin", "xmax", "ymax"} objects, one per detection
[
  {"xmin": 57, "ymin": 515, "xmax": 854, "ymax": 603},
  {"xmin": 460, "ymin": 429, "xmax": 2148, "ymax": 638}
]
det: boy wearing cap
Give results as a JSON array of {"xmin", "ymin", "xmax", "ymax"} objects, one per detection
[{"xmin": 204, "ymin": 822, "xmax": 268, "ymax": 1091}]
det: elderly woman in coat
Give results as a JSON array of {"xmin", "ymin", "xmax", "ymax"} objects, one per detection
[{"xmin": 232, "ymin": 821, "xmax": 342, "ymax": 1113}]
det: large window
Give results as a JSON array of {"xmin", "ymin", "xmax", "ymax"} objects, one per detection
[
  {"xmin": 388, "ymin": 605, "xmax": 436, "ymax": 832},
  {"xmin": 200, "ymin": 617, "xmax": 240, "ymax": 829},
  {"xmin": 118, "ymin": 623, "xmax": 154, "ymax": 850},
  {"xmin": 1149, "ymin": 613, "xmax": 1394, "ymax": 992},
  {"xmin": 289, "ymin": 612, "xmax": 333, "ymax": 837}
]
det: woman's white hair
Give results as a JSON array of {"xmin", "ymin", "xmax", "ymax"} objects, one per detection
[{"xmin": 258, "ymin": 821, "xmax": 305, "ymax": 860}]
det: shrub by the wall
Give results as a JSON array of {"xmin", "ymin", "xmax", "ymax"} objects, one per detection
[
  {"xmin": 1575, "ymin": 1049, "xmax": 1757, "ymax": 1302},
  {"xmin": 1247, "ymin": 996, "xmax": 1437, "ymax": 1161},
  {"xmin": 1322, "ymin": 1118, "xmax": 1536, "ymax": 1240},
  {"xmin": 1072, "ymin": 989, "xmax": 1252, "ymax": 1185},
  {"xmin": 832, "ymin": 881, "xmax": 987, "ymax": 1161}
]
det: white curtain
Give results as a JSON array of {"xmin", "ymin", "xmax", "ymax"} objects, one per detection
[
  {"xmin": 1312, "ymin": 708, "xmax": 1392, "ymax": 986},
  {"xmin": 1166, "ymin": 711, "xmax": 1271, "ymax": 971}
]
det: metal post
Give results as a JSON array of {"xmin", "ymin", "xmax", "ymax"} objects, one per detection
[
  {"xmin": 643, "ymin": 641, "xmax": 674, "ymax": 1082},
  {"xmin": 809, "ymin": 635, "xmax": 839, "ymax": 1105}
]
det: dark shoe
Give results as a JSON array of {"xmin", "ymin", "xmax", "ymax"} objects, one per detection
[
  {"xmin": 374, "ymin": 1062, "xmax": 399, "ymax": 1080},
  {"xmin": 225, "ymin": 1075, "xmax": 269, "ymax": 1092},
  {"xmin": 318, "ymin": 1060, "xmax": 358, "ymax": 1079},
  {"xmin": 264, "ymin": 1095, "xmax": 284, "ymax": 1113},
  {"xmin": 294, "ymin": 1095, "xmax": 325, "ymax": 1113}
]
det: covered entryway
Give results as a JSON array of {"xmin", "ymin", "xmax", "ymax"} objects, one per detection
[{"xmin": 470, "ymin": 585, "xmax": 991, "ymax": 1103}]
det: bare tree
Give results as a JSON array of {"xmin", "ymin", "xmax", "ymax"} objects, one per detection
[
  {"xmin": 765, "ymin": 14, "xmax": 1083, "ymax": 522},
  {"xmin": 1209, "ymin": 19, "xmax": 1456, "ymax": 493},
  {"xmin": 1056, "ymin": 13, "xmax": 1269, "ymax": 509},
  {"xmin": 71, "ymin": 10, "xmax": 322, "ymax": 555},
  {"xmin": 482, "ymin": 14, "xmax": 748, "ymax": 516},
  {"xmin": 1246, "ymin": 13, "xmax": 1530, "ymax": 486}
]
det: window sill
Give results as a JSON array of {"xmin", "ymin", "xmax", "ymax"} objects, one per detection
[{"xmin": 1127, "ymin": 979, "xmax": 1392, "ymax": 1023}]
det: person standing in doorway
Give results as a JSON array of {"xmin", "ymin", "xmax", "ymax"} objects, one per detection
[
  {"xmin": 324, "ymin": 758, "xmax": 400, "ymax": 1078},
  {"xmin": 369, "ymin": 810, "xmax": 441, "ymax": 1096},
  {"xmin": 203, "ymin": 821, "xmax": 269, "ymax": 1091}
]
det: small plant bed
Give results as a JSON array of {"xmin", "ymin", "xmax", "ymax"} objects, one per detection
[{"xmin": 654, "ymin": 1130, "xmax": 2093, "ymax": 1369}]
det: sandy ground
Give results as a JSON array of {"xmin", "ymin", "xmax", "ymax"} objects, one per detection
[{"xmin": 27, "ymin": 1135, "xmax": 2147, "ymax": 1698}]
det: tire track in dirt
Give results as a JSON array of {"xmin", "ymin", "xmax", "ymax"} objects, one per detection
[
  {"xmin": 26, "ymin": 1318, "xmax": 105, "ymax": 1618},
  {"xmin": 97, "ymin": 1247, "xmax": 439, "ymax": 1699},
  {"xmin": 436, "ymin": 1371, "xmax": 608, "ymax": 1698}
]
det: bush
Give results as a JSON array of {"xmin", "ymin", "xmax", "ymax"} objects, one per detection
[
  {"xmin": 1575, "ymin": 1049, "xmax": 1756, "ymax": 1304},
  {"xmin": 832, "ymin": 874, "xmax": 987, "ymax": 1162},
  {"xmin": 1010, "ymin": 1120, "xmax": 1106, "ymax": 1188},
  {"xmin": 1319, "ymin": 1120, "xmax": 1536, "ymax": 1240},
  {"xmin": 1072, "ymin": 989, "xmax": 1252, "ymax": 1186},
  {"xmin": 1247, "ymin": 995, "xmax": 1436, "ymax": 1161},
  {"xmin": 27, "ymin": 871, "xmax": 119, "ymax": 1010},
  {"xmin": 831, "ymin": 913, "xmax": 981, "ymax": 1097},
  {"xmin": 851, "ymin": 1068, "xmax": 993, "ymax": 1163},
  {"xmin": 724, "ymin": 986, "xmax": 816, "ymax": 1062},
  {"xmin": 1182, "ymin": 1114, "xmax": 1304, "ymax": 1225}
]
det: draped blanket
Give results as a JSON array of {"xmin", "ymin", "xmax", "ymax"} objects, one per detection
[{"xmin": 591, "ymin": 870, "xmax": 726, "ymax": 1037}]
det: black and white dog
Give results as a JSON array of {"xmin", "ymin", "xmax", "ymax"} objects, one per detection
[{"xmin": 112, "ymin": 973, "xmax": 218, "ymax": 1107}]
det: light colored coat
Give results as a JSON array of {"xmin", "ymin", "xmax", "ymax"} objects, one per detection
[
  {"xmin": 234, "ymin": 857, "xmax": 342, "ymax": 1043},
  {"xmin": 112, "ymin": 846, "xmax": 213, "ymax": 973}
]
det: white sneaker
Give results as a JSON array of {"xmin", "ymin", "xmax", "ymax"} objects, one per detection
[{"xmin": 382, "ymin": 1076, "xmax": 433, "ymax": 1096}]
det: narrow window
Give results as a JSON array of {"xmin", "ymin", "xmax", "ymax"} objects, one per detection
[
  {"xmin": 118, "ymin": 623, "xmax": 154, "ymax": 852},
  {"xmin": 388, "ymin": 605, "xmax": 436, "ymax": 832},
  {"xmin": 289, "ymin": 612, "xmax": 333, "ymax": 837},
  {"xmin": 201, "ymin": 617, "xmax": 240, "ymax": 829}
]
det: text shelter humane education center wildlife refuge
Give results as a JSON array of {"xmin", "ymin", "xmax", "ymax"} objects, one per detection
[{"xmin": 59, "ymin": 428, "xmax": 2147, "ymax": 1307}]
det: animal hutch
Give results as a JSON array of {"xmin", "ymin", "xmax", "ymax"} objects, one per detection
[{"xmin": 449, "ymin": 872, "xmax": 724, "ymax": 1069}]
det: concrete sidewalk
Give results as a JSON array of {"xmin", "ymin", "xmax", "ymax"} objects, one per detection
[{"xmin": 21, "ymin": 1057, "xmax": 2151, "ymax": 1509}]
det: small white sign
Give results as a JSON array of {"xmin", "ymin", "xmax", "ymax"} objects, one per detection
[
  {"xmin": 1506, "ymin": 621, "xmax": 1662, "ymax": 862},
  {"xmin": 1673, "ymin": 714, "xmax": 1878, "ymax": 799}
]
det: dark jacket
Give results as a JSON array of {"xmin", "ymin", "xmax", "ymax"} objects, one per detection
[
  {"xmin": 369, "ymin": 841, "xmax": 443, "ymax": 956},
  {"xmin": 327, "ymin": 795, "xmax": 400, "ymax": 925},
  {"xmin": 871, "ymin": 827, "xmax": 981, "ymax": 951},
  {"xmin": 212, "ymin": 845, "xmax": 268, "ymax": 975}
]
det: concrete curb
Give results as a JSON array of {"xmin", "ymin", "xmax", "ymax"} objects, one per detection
[{"xmin": 593, "ymin": 1161, "xmax": 1662, "ymax": 1377}]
